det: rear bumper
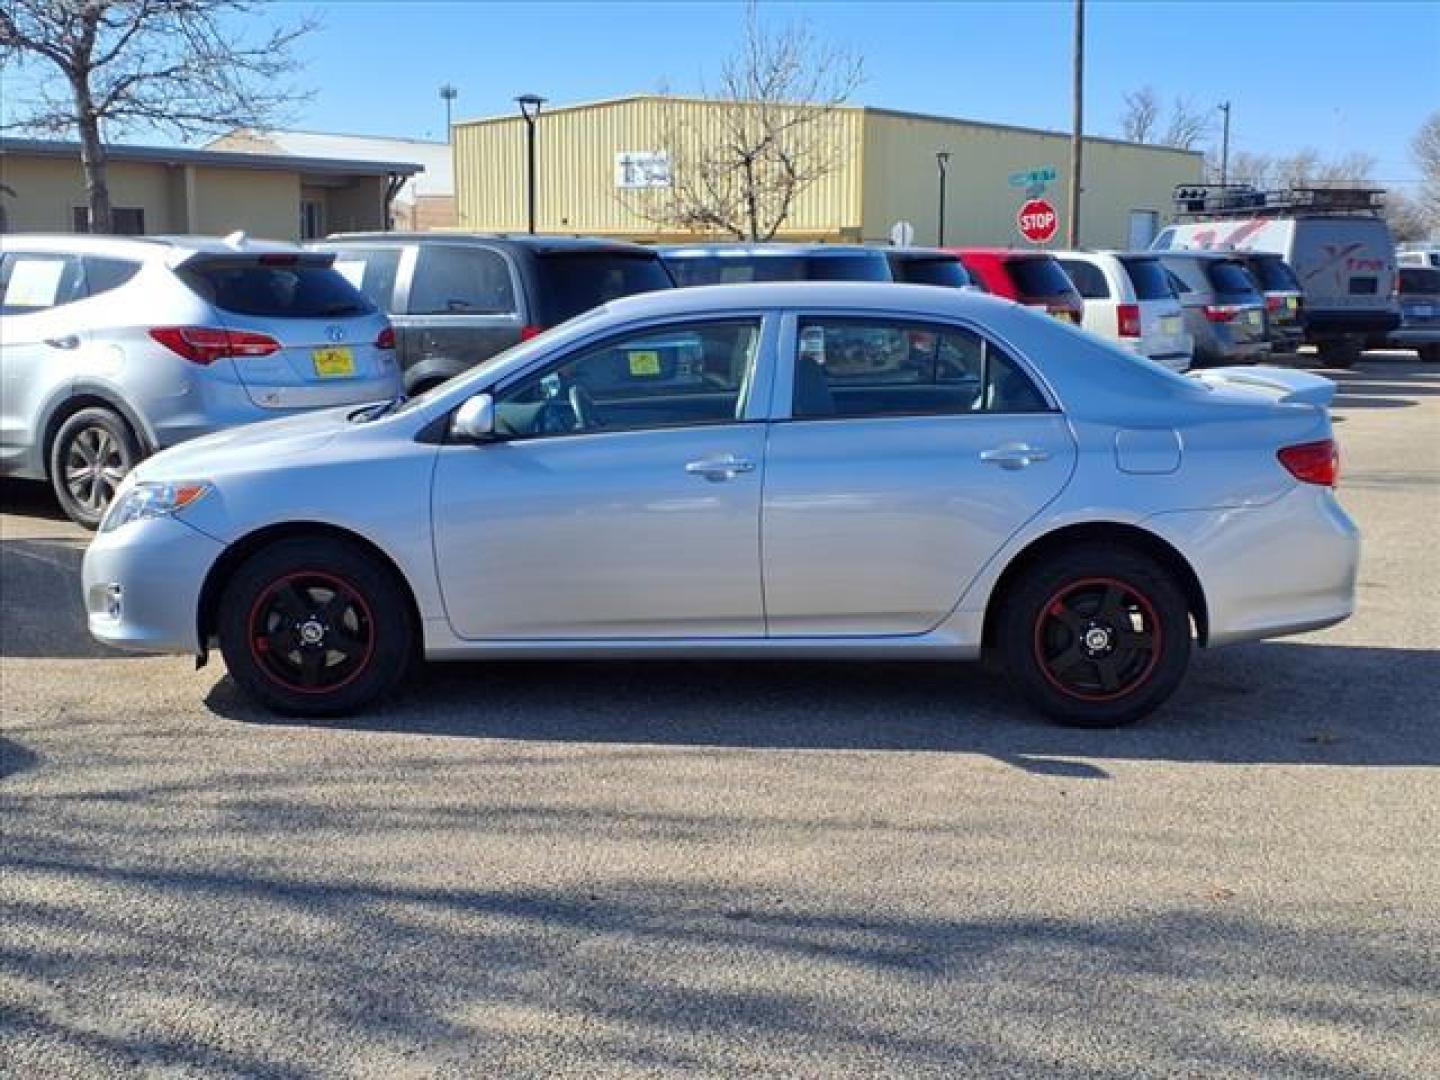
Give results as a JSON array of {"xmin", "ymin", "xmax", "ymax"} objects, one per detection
[
  {"xmin": 147, "ymin": 376, "xmax": 396, "ymax": 451},
  {"xmin": 1390, "ymin": 327, "xmax": 1440, "ymax": 347},
  {"xmin": 1306, "ymin": 309, "xmax": 1401, "ymax": 340},
  {"xmin": 1144, "ymin": 485, "xmax": 1359, "ymax": 648}
]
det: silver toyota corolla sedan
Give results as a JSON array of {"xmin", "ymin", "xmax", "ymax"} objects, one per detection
[{"xmin": 81, "ymin": 283, "xmax": 1359, "ymax": 727}]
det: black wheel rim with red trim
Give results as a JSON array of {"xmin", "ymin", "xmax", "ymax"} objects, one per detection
[
  {"xmin": 247, "ymin": 571, "xmax": 376, "ymax": 695},
  {"xmin": 1032, "ymin": 577, "xmax": 1163, "ymax": 702}
]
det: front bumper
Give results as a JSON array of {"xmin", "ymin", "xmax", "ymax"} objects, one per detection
[
  {"xmin": 82, "ymin": 516, "xmax": 224, "ymax": 655},
  {"xmin": 1144, "ymin": 484, "xmax": 1359, "ymax": 648}
]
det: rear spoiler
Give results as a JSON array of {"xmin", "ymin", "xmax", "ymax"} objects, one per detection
[
  {"xmin": 166, "ymin": 245, "xmax": 334, "ymax": 271},
  {"xmin": 1189, "ymin": 366, "xmax": 1337, "ymax": 407}
]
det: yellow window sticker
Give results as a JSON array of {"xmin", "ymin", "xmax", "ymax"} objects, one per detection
[{"xmin": 628, "ymin": 349, "xmax": 661, "ymax": 376}]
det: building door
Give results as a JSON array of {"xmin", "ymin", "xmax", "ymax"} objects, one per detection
[{"xmin": 1128, "ymin": 210, "xmax": 1160, "ymax": 250}]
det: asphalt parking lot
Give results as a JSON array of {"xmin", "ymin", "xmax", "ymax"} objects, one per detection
[{"xmin": 3, "ymin": 357, "xmax": 1438, "ymax": 1078}]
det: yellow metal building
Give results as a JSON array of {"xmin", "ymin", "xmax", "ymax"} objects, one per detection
[{"xmin": 453, "ymin": 95, "xmax": 1204, "ymax": 249}]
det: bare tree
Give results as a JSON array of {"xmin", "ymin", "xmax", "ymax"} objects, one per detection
[
  {"xmin": 1119, "ymin": 86, "xmax": 1160, "ymax": 144},
  {"xmin": 0, "ymin": 1, "xmax": 318, "ymax": 233},
  {"xmin": 1414, "ymin": 111, "xmax": 1440, "ymax": 228},
  {"xmin": 1384, "ymin": 188, "xmax": 1430, "ymax": 243},
  {"xmin": 1162, "ymin": 96, "xmax": 1212, "ymax": 151},
  {"xmin": 631, "ymin": 3, "xmax": 863, "ymax": 241}
]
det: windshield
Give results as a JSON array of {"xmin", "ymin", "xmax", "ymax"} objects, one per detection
[
  {"xmin": 664, "ymin": 253, "xmax": 890, "ymax": 286},
  {"xmin": 1119, "ymin": 257, "xmax": 1176, "ymax": 300},
  {"xmin": 888, "ymin": 256, "xmax": 971, "ymax": 287},
  {"xmin": 533, "ymin": 253, "xmax": 672, "ymax": 325},
  {"xmin": 1399, "ymin": 266, "xmax": 1440, "ymax": 295},
  {"xmin": 178, "ymin": 257, "xmax": 373, "ymax": 318}
]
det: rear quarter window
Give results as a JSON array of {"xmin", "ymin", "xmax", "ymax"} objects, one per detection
[
  {"xmin": 887, "ymin": 256, "xmax": 971, "ymax": 288},
  {"xmin": 533, "ymin": 253, "xmax": 672, "ymax": 325},
  {"xmin": 177, "ymin": 259, "xmax": 373, "ymax": 318},
  {"xmin": 1245, "ymin": 257, "xmax": 1301, "ymax": 292}
]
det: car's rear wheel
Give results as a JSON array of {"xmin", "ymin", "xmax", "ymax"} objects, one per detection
[
  {"xmin": 1317, "ymin": 339, "xmax": 1360, "ymax": 368},
  {"xmin": 49, "ymin": 407, "xmax": 141, "ymax": 529},
  {"xmin": 1420, "ymin": 344, "xmax": 1440, "ymax": 363},
  {"xmin": 217, "ymin": 537, "xmax": 415, "ymax": 716},
  {"xmin": 996, "ymin": 544, "xmax": 1193, "ymax": 727}
]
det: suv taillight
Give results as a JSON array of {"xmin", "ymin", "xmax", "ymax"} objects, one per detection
[
  {"xmin": 375, "ymin": 326, "xmax": 396, "ymax": 350},
  {"xmin": 1116, "ymin": 303, "xmax": 1141, "ymax": 337},
  {"xmin": 1265, "ymin": 294, "xmax": 1285, "ymax": 312},
  {"xmin": 1278, "ymin": 439, "xmax": 1339, "ymax": 487},
  {"xmin": 1203, "ymin": 304, "xmax": 1242, "ymax": 323},
  {"xmin": 149, "ymin": 326, "xmax": 281, "ymax": 365},
  {"xmin": 520, "ymin": 324, "xmax": 545, "ymax": 341}
]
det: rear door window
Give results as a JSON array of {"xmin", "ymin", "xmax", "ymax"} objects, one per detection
[
  {"xmin": 1056, "ymin": 259, "xmax": 1110, "ymax": 299},
  {"xmin": 1205, "ymin": 260, "xmax": 1260, "ymax": 298},
  {"xmin": 330, "ymin": 247, "xmax": 405, "ymax": 312},
  {"xmin": 1119, "ymin": 257, "xmax": 1176, "ymax": 300},
  {"xmin": 408, "ymin": 246, "xmax": 516, "ymax": 316},
  {"xmin": 1005, "ymin": 257, "xmax": 1077, "ymax": 299},
  {"xmin": 532, "ymin": 252, "xmax": 672, "ymax": 325},
  {"xmin": 177, "ymin": 258, "xmax": 373, "ymax": 318},
  {"xmin": 792, "ymin": 318, "xmax": 1049, "ymax": 419}
]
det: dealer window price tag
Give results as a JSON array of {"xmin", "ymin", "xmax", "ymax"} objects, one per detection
[
  {"xmin": 628, "ymin": 350, "xmax": 661, "ymax": 376},
  {"xmin": 312, "ymin": 346, "xmax": 356, "ymax": 378}
]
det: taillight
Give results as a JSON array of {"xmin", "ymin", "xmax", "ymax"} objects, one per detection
[
  {"xmin": 1116, "ymin": 303, "xmax": 1141, "ymax": 337},
  {"xmin": 520, "ymin": 324, "xmax": 544, "ymax": 341},
  {"xmin": 149, "ymin": 326, "xmax": 282, "ymax": 365},
  {"xmin": 1265, "ymin": 294, "xmax": 1285, "ymax": 312},
  {"xmin": 375, "ymin": 326, "xmax": 396, "ymax": 350},
  {"xmin": 1203, "ymin": 304, "xmax": 1241, "ymax": 323},
  {"xmin": 1278, "ymin": 439, "xmax": 1339, "ymax": 487}
]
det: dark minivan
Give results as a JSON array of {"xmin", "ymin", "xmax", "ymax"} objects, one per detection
[
  {"xmin": 659, "ymin": 244, "xmax": 891, "ymax": 287},
  {"xmin": 1233, "ymin": 251, "xmax": 1306, "ymax": 354},
  {"xmin": 313, "ymin": 234, "xmax": 674, "ymax": 394}
]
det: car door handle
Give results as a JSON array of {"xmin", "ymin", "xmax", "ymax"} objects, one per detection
[
  {"xmin": 45, "ymin": 335, "xmax": 80, "ymax": 350},
  {"xmin": 980, "ymin": 443, "xmax": 1051, "ymax": 470},
  {"xmin": 685, "ymin": 455, "xmax": 756, "ymax": 482}
]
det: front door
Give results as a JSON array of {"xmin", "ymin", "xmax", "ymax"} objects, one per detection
[
  {"xmin": 762, "ymin": 314, "xmax": 1077, "ymax": 636},
  {"xmin": 432, "ymin": 317, "xmax": 770, "ymax": 639}
]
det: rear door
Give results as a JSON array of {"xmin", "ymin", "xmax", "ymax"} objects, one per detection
[
  {"xmin": 761, "ymin": 313, "xmax": 1076, "ymax": 636},
  {"xmin": 173, "ymin": 253, "xmax": 395, "ymax": 409},
  {"xmin": 1006, "ymin": 256, "xmax": 1084, "ymax": 323},
  {"xmin": 1289, "ymin": 218, "xmax": 1395, "ymax": 315},
  {"xmin": 1207, "ymin": 259, "xmax": 1268, "ymax": 346}
]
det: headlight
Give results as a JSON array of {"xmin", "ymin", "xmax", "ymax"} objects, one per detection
[{"xmin": 100, "ymin": 480, "xmax": 213, "ymax": 533}]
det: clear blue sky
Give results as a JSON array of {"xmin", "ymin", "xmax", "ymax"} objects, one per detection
[{"xmin": 5, "ymin": 1, "xmax": 1437, "ymax": 188}]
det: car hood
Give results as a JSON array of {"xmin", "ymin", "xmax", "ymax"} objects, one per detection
[{"xmin": 133, "ymin": 403, "xmax": 367, "ymax": 482}]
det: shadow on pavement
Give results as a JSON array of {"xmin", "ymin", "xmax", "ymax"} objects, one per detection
[{"xmin": 204, "ymin": 640, "xmax": 1440, "ymax": 774}]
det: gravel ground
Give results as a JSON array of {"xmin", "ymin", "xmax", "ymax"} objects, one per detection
[{"xmin": 3, "ymin": 357, "xmax": 1438, "ymax": 1078}]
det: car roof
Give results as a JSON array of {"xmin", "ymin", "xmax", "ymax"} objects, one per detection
[
  {"xmin": 883, "ymin": 247, "xmax": 964, "ymax": 261},
  {"xmin": 949, "ymin": 247, "xmax": 1055, "ymax": 261},
  {"xmin": 595, "ymin": 280, "xmax": 1007, "ymax": 320},
  {"xmin": 657, "ymin": 243, "xmax": 882, "ymax": 258},
  {"xmin": 0, "ymin": 232, "xmax": 309, "ymax": 260},
  {"xmin": 1156, "ymin": 249, "xmax": 1244, "ymax": 261},
  {"xmin": 321, "ymin": 232, "xmax": 658, "ymax": 255}
]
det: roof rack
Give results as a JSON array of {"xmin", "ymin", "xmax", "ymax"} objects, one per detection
[{"xmin": 1173, "ymin": 184, "xmax": 1386, "ymax": 219}]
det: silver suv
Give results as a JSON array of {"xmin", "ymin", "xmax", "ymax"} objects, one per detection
[{"xmin": 1, "ymin": 234, "xmax": 401, "ymax": 526}]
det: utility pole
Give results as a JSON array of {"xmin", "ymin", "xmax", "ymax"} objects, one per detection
[
  {"xmin": 1067, "ymin": 0, "xmax": 1084, "ymax": 248},
  {"xmin": 935, "ymin": 152, "xmax": 951, "ymax": 246},
  {"xmin": 439, "ymin": 84, "xmax": 458, "ymax": 141},
  {"xmin": 1218, "ymin": 100, "xmax": 1231, "ymax": 185}
]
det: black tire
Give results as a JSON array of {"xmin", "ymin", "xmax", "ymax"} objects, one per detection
[
  {"xmin": 49, "ymin": 406, "xmax": 141, "ymax": 529},
  {"xmin": 995, "ymin": 544, "xmax": 1193, "ymax": 728},
  {"xmin": 1420, "ymin": 344, "xmax": 1440, "ymax": 364},
  {"xmin": 217, "ymin": 536, "xmax": 416, "ymax": 716},
  {"xmin": 1316, "ymin": 340, "xmax": 1360, "ymax": 369}
]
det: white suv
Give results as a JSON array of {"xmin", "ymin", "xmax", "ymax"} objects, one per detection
[
  {"xmin": 1054, "ymin": 251, "xmax": 1193, "ymax": 371},
  {"xmin": 1, "ymin": 234, "xmax": 401, "ymax": 526}
]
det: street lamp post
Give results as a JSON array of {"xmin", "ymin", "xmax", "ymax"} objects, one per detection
[
  {"xmin": 439, "ymin": 84, "xmax": 458, "ymax": 140},
  {"xmin": 1218, "ymin": 101, "xmax": 1232, "ymax": 186},
  {"xmin": 515, "ymin": 93, "xmax": 546, "ymax": 234},
  {"xmin": 935, "ymin": 152, "xmax": 951, "ymax": 246}
]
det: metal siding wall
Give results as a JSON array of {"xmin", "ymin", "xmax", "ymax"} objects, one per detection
[
  {"xmin": 861, "ymin": 112, "xmax": 1204, "ymax": 249},
  {"xmin": 454, "ymin": 98, "xmax": 864, "ymax": 238}
]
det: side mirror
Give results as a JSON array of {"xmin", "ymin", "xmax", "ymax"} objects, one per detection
[{"xmin": 451, "ymin": 393, "xmax": 495, "ymax": 441}]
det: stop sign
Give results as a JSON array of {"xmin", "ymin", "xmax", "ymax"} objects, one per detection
[{"xmin": 1016, "ymin": 198, "xmax": 1059, "ymax": 244}]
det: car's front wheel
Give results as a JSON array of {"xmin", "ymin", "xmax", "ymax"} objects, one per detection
[
  {"xmin": 217, "ymin": 537, "xmax": 416, "ymax": 716},
  {"xmin": 996, "ymin": 544, "xmax": 1193, "ymax": 727}
]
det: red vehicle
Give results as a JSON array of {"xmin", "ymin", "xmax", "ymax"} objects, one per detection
[{"xmin": 949, "ymin": 248, "xmax": 1084, "ymax": 324}]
